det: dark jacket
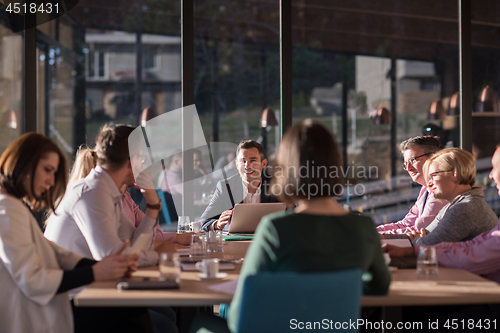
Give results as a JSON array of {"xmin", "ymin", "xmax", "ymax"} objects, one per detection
[{"xmin": 200, "ymin": 173, "xmax": 279, "ymax": 231}]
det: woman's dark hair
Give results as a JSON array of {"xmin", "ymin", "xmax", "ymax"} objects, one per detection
[
  {"xmin": 95, "ymin": 125, "xmax": 135, "ymax": 171},
  {"xmin": 0, "ymin": 132, "xmax": 67, "ymax": 211},
  {"xmin": 270, "ymin": 119, "xmax": 343, "ymax": 204}
]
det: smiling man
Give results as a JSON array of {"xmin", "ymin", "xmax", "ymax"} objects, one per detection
[
  {"xmin": 378, "ymin": 136, "xmax": 448, "ymax": 238},
  {"xmin": 200, "ymin": 140, "xmax": 279, "ymax": 231}
]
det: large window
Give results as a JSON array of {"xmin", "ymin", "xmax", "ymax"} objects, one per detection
[
  {"xmin": 471, "ymin": 0, "xmax": 500, "ymax": 214},
  {"xmin": 291, "ymin": 0, "xmax": 461, "ymax": 223},
  {"xmin": 2, "ymin": 0, "xmax": 499, "ymax": 222}
]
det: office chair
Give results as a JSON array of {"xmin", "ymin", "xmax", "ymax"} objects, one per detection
[
  {"xmin": 236, "ymin": 269, "xmax": 362, "ymax": 333},
  {"xmin": 156, "ymin": 189, "xmax": 172, "ymax": 225}
]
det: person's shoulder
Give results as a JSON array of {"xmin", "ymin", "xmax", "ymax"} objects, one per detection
[
  {"xmin": 456, "ymin": 187, "xmax": 484, "ymax": 201},
  {"xmin": 345, "ymin": 211, "xmax": 374, "ymax": 223},
  {"xmin": 331, "ymin": 212, "xmax": 378, "ymax": 233},
  {"xmin": 217, "ymin": 173, "xmax": 241, "ymax": 187},
  {"xmin": 0, "ymin": 194, "xmax": 24, "ymax": 209},
  {"xmin": 261, "ymin": 210, "xmax": 292, "ymax": 223},
  {"xmin": 450, "ymin": 188, "xmax": 487, "ymax": 210},
  {"xmin": 0, "ymin": 194, "xmax": 31, "ymax": 219},
  {"xmin": 227, "ymin": 173, "xmax": 241, "ymax": 182},
  {"xmin": 80, "ymin": 168, "xmax": 114, "ymax": 195}
]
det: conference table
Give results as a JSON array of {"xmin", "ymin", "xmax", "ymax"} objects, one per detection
[{"xmin": 74, "ymin": 240, "xmax": 500, "ymax": 331}]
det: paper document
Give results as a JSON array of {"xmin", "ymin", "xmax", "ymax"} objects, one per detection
[
  {"xmin": 207, "ymin": 278, "xmax": 239, "ymax": 295},
  {"xmin": 381, "ymin": 238, "xmax": 412, "ymax": 247}
]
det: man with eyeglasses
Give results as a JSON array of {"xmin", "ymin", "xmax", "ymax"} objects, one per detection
[{"xmin": 378, "ymin": 136, "xmax": 448, "ymax": 238}]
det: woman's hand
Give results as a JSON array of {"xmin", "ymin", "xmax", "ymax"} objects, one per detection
[
  {"xmin": 406, "ymin": 228, "xmax": 427, "ymax": 242},
  {"xmin": 92, "ymin": 240, "xmax": 140, "ymax": 281},
  {"xmin": 133, "ymin": 173, "xmax": 159, "ymax": 205}
]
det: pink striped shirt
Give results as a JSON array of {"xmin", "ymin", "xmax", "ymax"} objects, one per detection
[
  {"xmin": 122, "ymin": 191, "xmax": 176, "ymax": 242},
  {"xmin": 377, "ymin": 186, "xmax": 448, "ymax": 234},
  {"xmin": 427, "ymin": 219, "xmax": 500, "ymax": 284}
]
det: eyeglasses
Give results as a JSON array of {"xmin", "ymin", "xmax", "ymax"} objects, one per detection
[
  {"xmin": 402, "ymin": 153, "xmax": 431, "ymax": 171},
  {"xmin": 428, "ymin": 170, "xmax": 453, "ymax": 181}
]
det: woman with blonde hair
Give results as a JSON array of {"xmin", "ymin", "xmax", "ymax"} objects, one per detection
[
  {"xmin": 0, "ymin": 133, "xmax": 143, "ymax": 333},
  {"xmin": 408, "ymin": 148, "xmax": 497, "ymax": 245}
]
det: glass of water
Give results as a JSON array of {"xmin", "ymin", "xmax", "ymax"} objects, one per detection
[
  {"xmin": 206, "ymin": 230, "xmax": 218, "ymax": 252},
  {"xmin": 216, "ymin": 229, "xmax": 224, "ymax": 252},
  {"xmin": 177, "ymin": 216, "xmax": 191, "ymax": 233},
  {"xmin": 190, "ymin": 234, "xmax": 206, "ymax": 258},
  {"xmin": 417, "ymin": 246, "xmax": 438, "ymax": 275},
  {"xmin": 159, "ymin": 252, "xmax": 181, "ymax": 283}
]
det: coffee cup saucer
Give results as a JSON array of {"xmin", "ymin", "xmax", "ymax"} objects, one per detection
[{"xmin": 196, "ymin": 272, "xmax": 228, "ymax": 281}]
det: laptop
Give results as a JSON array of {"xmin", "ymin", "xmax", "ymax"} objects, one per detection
[{"xmin": 227, "ymin": 203, "xmax": 287, "ymax": 234}]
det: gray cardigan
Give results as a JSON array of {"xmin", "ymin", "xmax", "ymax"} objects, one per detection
[{"xmin": 413, "ymin": 187, "xmax": 498, "ymax": 246}]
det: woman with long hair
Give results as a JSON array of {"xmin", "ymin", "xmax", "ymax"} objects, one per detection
[
  {"xmin": 191, "ymin": 119, "xmax": 390, "ymax": 333},
  {"xmin": 0, "ymin": 133, "xmax": 141, "ymax": 333}
]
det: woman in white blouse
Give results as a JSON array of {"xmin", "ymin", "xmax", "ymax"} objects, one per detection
[{"xmin": 0, "ymin": 133, "xmax": 144, "ymax": 333}]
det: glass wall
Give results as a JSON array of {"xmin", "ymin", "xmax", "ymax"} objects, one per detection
[
  {"xmin": 167, "ymin": 0, "xmax": 281, "ymax": 219},
  {"xmin": 471, "ymin": 0, "xmax": 500, "ymax": 214},
  {"xmin": 194, "ymin": 0, "xmax": 280, "ymax": 167},
  {"xmin": 291, "ymin": 0, "xmax": 460, "ymax": 223},
  {"xmin": 1, "ymin": 0, "xmax": 499, "ymax": 222},
  {"xmin": 84, "ymin": 29, "xmax": 182, "ymax": 143},
  {"xmin": 0, "ymin": 24, "xmax": 22, "ymax": 155}
]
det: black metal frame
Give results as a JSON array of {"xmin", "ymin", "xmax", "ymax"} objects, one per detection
[
  {"xmin": 459, "ymin": 0, "xmax": 472, "ymax": 152},
  {"xmin": 181, "ymin": 0, "xmax": 194, "ymax": 218}
]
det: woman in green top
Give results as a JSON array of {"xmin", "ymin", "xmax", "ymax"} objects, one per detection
[
  {"xmin": 192, "ymin": 119, "xmax": 390, "ymax": 333},
  {"xmin": 226, "ymin": 119, "xmax": 390, "ymax": 332}
]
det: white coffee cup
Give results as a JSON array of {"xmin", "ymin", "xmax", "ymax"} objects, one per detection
[
  {"xmin": 195, "ymin": 259, "xmax": 219, "ymax": 278},
  {"xmin": 191, "ymin": 221, "xmax": 201, "ymax": 233}
]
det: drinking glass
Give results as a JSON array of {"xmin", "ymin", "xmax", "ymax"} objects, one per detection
[
  {"xmin": 177, "ymin": 216, "xmax": 191, "ymax": 233},
  {"xmin": 159, "ymin": 253, "xmax": 181, "ymax": 283},
  {"xmin": 417, "ymin": 246, "xmax": 438, "ymax": 275},
  {"xmin": 216, "ymin": 229, "xmax": 224, "ymax": 252},
  {"xmin": 189, "ymin": 234, "xmax": 206, "ymax": 258},
  {"xmin": 206, "ymin": 230, "xmax": 218, "ymax": 252}
]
